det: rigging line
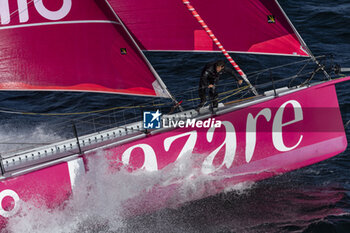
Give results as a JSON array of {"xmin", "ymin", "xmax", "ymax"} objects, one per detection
[
  {"xmin": 218, "ymin": 85, "xmax": 249, "ymax": 96},
  {"xmin": 181, "ymin": 0, "xmax": 258, "ymax": 96},
  {"xmin": 0, "ymin": 104, "xmax": 152, "ymax": 116},
  {"xmin": 200, "ymin": 87, "xmax": 250, "ymax": 108},
  {"xmin": 289, "ymin": 60, "xmax": 312, "ymax": 87},
  {"xmin": 224, "ymin": 95, "xmax": 257, "ymax": 106},
  {"xmin": 2, "ymin": 67, "xmax": 328, "ymax": 118},
  {"xmin": 217, "ymin": 86, "xmax": 250, "ymax": 103},
  {"xmin": 61, "ymin": 113, "xmax": 144, "ymax": 129},
  {"xmin": 0, "ymin": 85, "xmax": 249, "ymax": 116},
  {"xmin": 2, "ymin": 66, "xmax": 330, "ymax": 118},
  {"xmin": 254, "ymin": 71, "xmax": 314, "ymax": 89},
  {"xmin": 345, "ymin": 120, "xmax": 350, "ymax": 129},
  {"xmin": 0, "ymin": 106, "xmax": 119, "ymax": 123},
  {"xmin": 186, "ymin": 85, "xmax": 250, "ymax": 102},
  {"xmin": 0, "ymin": 118, "xmax": 144, "ymax": 153},
  {"xmin": 180, "ymin": 77, "xmax": 251, "ymax": 94},
  {"xmin": 245, "ymin": 55, "xmax": 327, "ymax": 77},
  {"xmin": 179, "ymin": 55, "xmax": 327, "ymax": 95}
]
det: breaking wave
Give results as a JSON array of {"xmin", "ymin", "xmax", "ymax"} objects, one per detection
[
  {"xmin": 0, "ymin": 125, "xmax": 63, "ymax": 156},
  {"xmin": 2, "ymin": 149, "xmax": 253, "ymax": 233}
]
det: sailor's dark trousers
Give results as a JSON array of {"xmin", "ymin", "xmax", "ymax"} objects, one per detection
[{"xmin": 198, "ymin": 86, "xmax": 218, "ymax": 108}]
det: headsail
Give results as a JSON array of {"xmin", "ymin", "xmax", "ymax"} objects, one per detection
[
  {"xmin": 106, "ymin": 0, "xmax": 310, "ymax": 57},
  {"xmin": 0, "ymin": 0, "xmax": 170, "ymax": 97}
]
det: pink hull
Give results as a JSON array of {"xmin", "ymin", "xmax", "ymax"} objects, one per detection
[
  {"xmin": 0, "ymin": 78, "xmax": 348, "ymax": 226},
  {"xmin": 102, "ymin": 79, "xmax": 347, "ymax": 177}
]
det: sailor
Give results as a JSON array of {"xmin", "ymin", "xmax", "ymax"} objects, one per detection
[{"xmin": 197, "ymin": 60, "xmax": 243, "ymax": 110}]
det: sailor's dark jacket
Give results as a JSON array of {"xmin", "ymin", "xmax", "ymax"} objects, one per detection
[{"xmin": 199, "ymin": 62, "xmax": 241, "ymax": 89}]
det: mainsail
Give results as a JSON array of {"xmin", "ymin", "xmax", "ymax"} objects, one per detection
[
  {"xmin": 0, "ymin": 0, "xmax": 170, "ymax": 97},
  {"xmin": 106, "ymin": 0, "xmax": 311, "ymax": 57}
]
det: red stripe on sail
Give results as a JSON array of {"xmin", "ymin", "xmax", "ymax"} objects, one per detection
[
  {"xmin": 194, "ymin": 30, "xmax": 213, "ymax": 50},
  {"xmin": 0, "ymin": 83, "xmax": 156, "ymax": 96},
  {"xmin": 248, "ymin": 34, "xmax": 309, "ymax": 56}
]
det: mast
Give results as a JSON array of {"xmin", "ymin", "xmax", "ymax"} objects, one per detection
[
  {"xmin": 103, "ymin": 0, "xmax": 182, "ymax": 103},
  {"xmin": 182, "ymin": 0, "xmax": 259, "ymax": 96}
]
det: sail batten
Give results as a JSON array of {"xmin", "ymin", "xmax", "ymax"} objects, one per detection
[{"xmin": 106, "ymin": 0, "xmax": 311, "ymax": 57}]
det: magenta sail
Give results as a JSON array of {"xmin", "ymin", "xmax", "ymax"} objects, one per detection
[
  {"xmin": 0, "ymin": 0, "xmax": 168, "ymax": 97},
  {"xmin": 106, "ymin": 0, "xmax": 310, "ymax": 56}
]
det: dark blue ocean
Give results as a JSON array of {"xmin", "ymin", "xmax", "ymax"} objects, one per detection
[{"xmin": 0, "ymin": 0, "xmax": 349, "ymax": 232}]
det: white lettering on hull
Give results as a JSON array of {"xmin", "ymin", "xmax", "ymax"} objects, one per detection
[
  {"xmin": 202, "ymin": 121, "xmax": 237, "ymax": 174},
  {"xmin": 273, "ymin": 100, "xmax": 304, "ymax": 152},
  {"xmin": 0, "ymin": 189, "xmax": 20, "ymax": 218},
  {"xmin": 121, "ymin": 100, "xmax": 304, "ymax": 172},
  {"xmin": 164, "ymin": 131, "xmax": 197, "ymax": 161},
  {"xmin": 245, "ymin": 108, "xmax": 271, "ymax": 163},
  {"xmin": 122, "ymin": 144, "xmax": 158, "ymax": 171}
]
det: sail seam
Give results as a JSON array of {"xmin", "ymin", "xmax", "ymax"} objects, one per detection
[{"xmin": 0, "ymin": 20, "xmax": 121, "ymax": 31}]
